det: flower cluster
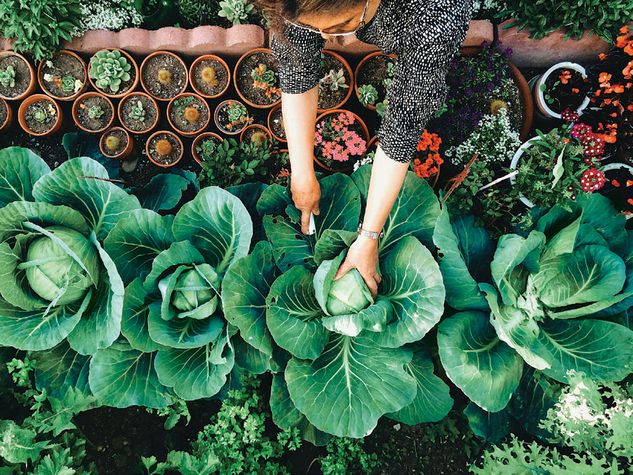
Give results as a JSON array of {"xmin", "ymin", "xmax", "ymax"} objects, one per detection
[
  {"xmin": 580, "ymin": 168, "xmax": 607, "ymax": 192},
  {"xmin": 78, "ymin": 0, "xmax": 142, "ymax": 34},
  {"xmin": 412, "ymin": 130, "xmax": 443, "ymax": 179},
  {"xmin": 315, "ymin": 112, "xmax": 367, "ymax": 166}
]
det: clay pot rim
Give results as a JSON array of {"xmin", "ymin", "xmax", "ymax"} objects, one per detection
[
  {"xmin": 192, "ymin": 131, "xmax": 223, "ymax": 165},
  {"xmin": 0, "ymin": 97, "xmax": 11, "ymax": 131},
  {"xmin": 240, "ymin": 123, "xmax": 273, "ymax": 145},
  {"xmin": 267, "ymin": 103, "xmax": 287, "ymax": 143},
  {"xmin": 17, "ymin": 93, "xmax": 63, "ymax": 137},
  {"xmin": 214, "ymin": 98, "xmax": 251, "ymax": 135},
  {"xmin": 99, "ymin": 126, "xmax": 134, "ymax": 160},
  {"xmin": 166, "ymin": 92, "xmax": 211, "ymax": 137},
  {"xmin": 140, "ymin": 50, "xmax": 189, "ymax": 102},
  {"xmin": 117, "ymin": 91, "xmax": 161, "ymax": 134},
  {"xmin": 234, "ymin": 47, "xmax": 281, "ymax": 109},
  {"xmin": 189, "ymin": 54, "xmax": 232, "ymax": 99},
  {"xmin": 314, "ymin": 109, "xmax": 370, "ymax": 173},
  {"xmin": 72, "ymin": 91, "xmax": 116, "ymax": 134},
  {"xmin": 88, "ymin": 48, "xmax": 140, "ymax": 99},
  {"xmin": 146, "ymin": 130, "xmax": 185, "ymax": 168},
  {"xmin": 0, "ymin": 51, "xmax": 36, "ymax": 102},
  {"xmin": 534, "ymin": 61, "xmax": 590, "ymax": 120},
  {"xmin": 37, "ymin": 49, "xmax": 87, "ymax": 102},
  {"xmin": 353, "ymin": 51, "xmax": 397, "ymax": 112},
  {"xmin": 318, "ymin": 49, "xmax": 355, "ymax": 113}
]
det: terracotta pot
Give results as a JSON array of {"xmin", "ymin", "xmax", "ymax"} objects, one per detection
[
  {"xmin": 0, "ymin": 51, "xmax": 36, "ymax": 101},
  {"xmin": 117, "ymin": 91, "xmax": 160, "ymax": 134},
  {"xmin": 167, "ymin": 92, "xmax": 211, "ymax": 137},
  {"xmin": 240, "ymin": 123, "xmax": 272, "ymax": 146},
  {"xmin": 234, "ymin": 47, "xmax": 281, "ymax": 109},
  {"xmin": 17, "ymin": 94, "xmax": 63, "ymax": 137},
  {"xmin": 0, "ymin": 97, "xmax": 12, "ymax": 132},
  {"xmin": 189, "ymin": 54, "xmax": 231, "ymax": 99},
  {"xmin": 367, "ymin": 135, "xmax": 378, "ymax": 151},
  {"xmin": 318, "ymin": 50, "xmax": 354, "ymax": 113},
  {"xmin": 531, "ymin": 62, "xmax": 590, "ymax": 120},
  {"xmin": 267, "ymin": 103, "xmax": 287, "ymax": 143},
  {"xmin": 140, "ymin": 50, "xmax": 189, "ymax": 102},
  {"xmin": 37, "ymin": 50, "xmax": 87, "ymax": 101},
  {"xmin": 354, "ymin": 51, "xmax": 397, "ymax": 112},
  {"xmin": 72, "ymin": 91, "xmax": 115, "ymax": 134},
  {"xmin": 314, "ymin": 109, "xmax": 370, "ymax": 172},
  {"xmin": 214, "ymin": 99, "xmax": 251, "ymax": 135},
  {"xmin": 88, "ymin": 48, "xmax": 139, "ymax": 99},
  {"xmin": 192, "ymin": 131, "xmax": 223, "ymax": 165},
  {"xmin": 146, "ymin": 130, "xmax": 184, "ymax": 168},
  {"xmin": 100, "ymin": 127, "xmax": 134, "ymax": 160}
]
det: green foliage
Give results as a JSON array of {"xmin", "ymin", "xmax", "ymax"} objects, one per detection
[
  {"xmin": 250, "ymin": 63, "xmax": 276, "ymax": 87},
  {"xmin": 87, "ymin": 105, "xmax": 104, "ymax": 120},
  {"xmin": 60, "ymin": 75, "xmax": 77, "ymax": 93},
  {"xmin": 218, "ymin": 0, "xmax": 255, "ymax": 25},
  {"xmin": 358, "ymin": 84, "xmax": 379, "ymax": 107},
  {"xmin": 376, "ymin": 99, "xmax": 388, "ymax": 117},
  {"xmin": 0, "ymin": 65, "xmax": 16, "ymax": 88},
  {"xmin": 88, "ymin": 49, "xmax": 132, "ymax": 94},
  {"xmin": 226, "ymin": 101, "xmax": 248, "ymax": 123},
  {"xmin": 499, "ymin": 0, "xmax": 633, "ymax": 41},
  {"xmin": 31, "ymin": 106, "xmax": 50, "ymax": 124},
  {"xmin": 129, "ymin": 100, "xmax": 146, "ymax": 122},
  {"xmin": 320, "ymin": 437, "xmax": 379, "ymax": 475},
  {"xmin": 177, "ymin": 0, "xmax": 221, "ymax": 27},
  {"xmin": 0, "ymin": 0, "xmax": 83, "ymax": 61},
  {"xmin": 320, "ymin": 68, "xmax": 349, "ymax": 92},
  {"xmin": 146, "ymin": 398, "xmax": 191, "ymax": 431}
]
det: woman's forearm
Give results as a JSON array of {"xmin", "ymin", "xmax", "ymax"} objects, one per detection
[{"xmin": 282, "ymin": 87, "xmax": 319, "ymax": 177}]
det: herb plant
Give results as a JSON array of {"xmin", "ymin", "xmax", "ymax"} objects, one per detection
[{"xmin": 89, "ymin": 49, "xmax": 132, "ymax": 94}]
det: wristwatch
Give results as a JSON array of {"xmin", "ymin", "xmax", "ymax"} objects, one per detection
[{"xmin": 357, "ymin": 223, "xmax": 384, "ymax": 240}]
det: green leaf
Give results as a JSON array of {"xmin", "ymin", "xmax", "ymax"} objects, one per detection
[
  {"xmin": 313, "ymin": 229, "xmax": 357, "ymax": 265},
  {"xmin": 437, "ymin": 311, "xmax": 523, "ymax": 412},
  {"xmin": 262, "ymin": 215, "xmax": 315, "ymax": 271},
  {"xmin": 256, "ymin": 183, "xmax": 290, "ymax": 217},
  {"xmin": 550, "ymin": 145, "xmax": 565, "ymax": 189},
  {"xmin": 136, "ymin": 173, "xmax": 190, "ymax": 212},
  {"xmin": 33, "ymin": 342, "xmax": 91, "ymax": 401},
  {"xmin": 143, "ymin": 241, "xmax": 204, "ymax": 293},
  {"xmin": 232, "ymin": 335, "xmax": 272, "ymax": 374},
  {"xmin": 285, "ymin": 334, "xmax": 417, "ymax": 438},
  {"xmin": 464, "ymin": 402, "xmax": 511, "ymax": 443},
  {"xmin": 120, "ymin": 278, "xmax": 164, "ymax": 353},
  {"xmin": 0, "ymin": 147, "xmax": 50, "ymax": 206},
  {"xmin": 0, "ymin": 420, "xmax": 50, "ymax": 464},
  {"xmin": 313, "ymin": 173, "xmax": 361, "ymax": 238},
  {"xmin": 148, "ymin": 303, "xmax": 224, "ymax": 349}
]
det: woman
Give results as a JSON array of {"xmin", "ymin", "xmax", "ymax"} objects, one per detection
[{"xmin": 258, "ymin": 0, "xmax": 473, "ymax": 296}]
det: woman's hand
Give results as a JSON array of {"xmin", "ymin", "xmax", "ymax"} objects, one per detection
[
  {"xmin": 291, "ymin": 172, "xmax": 321, "ymax": 234},
  {"xmin": 334, "ymin": 236, "xmax": 381, "ymax": 298}
]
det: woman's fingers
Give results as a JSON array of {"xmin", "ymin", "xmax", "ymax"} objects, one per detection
[
  {"xmin": 334, "ymin": 260, "xmax": 353, "ymax": 280},
  {"xmin": 361, "ymin": 270, "xmax": 379, "ymax": 298},
  {"xmin": 300, "ymin": 208, "xmax": 311, "ymax": 234}
]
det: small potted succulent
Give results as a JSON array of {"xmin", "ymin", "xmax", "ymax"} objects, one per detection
[
  {"xmin": 314, "ymin": 110, "xmax": 369, "ymax": 172},
  {"xmin": 88, "ymin": 49, "xmax": 139, "ymax": 99},
  {"xmin": 234, "ymin": 48, "xmax": 281, "ymax": 108},
  {"xmin": 17, "ymin": 94, "xmax": 62, "ymax": 136},
  {"xmin": 167, "ymin": 93, "xmax": 211, "ymax": 137},
  {"xmin": 192, "ymin": 132, "xmax": 223, "ymax": 165},
  {"xmin": 600, "ymin": 162, "xmax": 633, "ymax": 219},
  {"xmin": 118, "ymin": 91, "xmax": 160, "ymax": 134},
  {"xmin": 318, "ymin": 50, "xmax": 353, "ymax": 112},
  {"xmin": 37, "ymin": 50, "xmax": 86, "ymax": 101},
  {"xmin": 355, "ymin": 52, "xmax": 396, "ymax": 117},
  {"xmin": 240, "ymin": 124, "xmax": 272, "ymax": 147},
  {"xmin": 190, "ymin": 54, "xmax": 231, "ymax": 99},
  {"xmin": 532, "ymin": 62, "xmax": 591, "ymax": 119},
  {"xmin": 100, "ymin": 127, "xmax": 134, "ymax": 160},
  {"xmin": 267, "ymin": 103, "xmax": 286, "ymax": 142},
  {"xmin": 72, "ymin": 92, "xmax": 115, "ymax": 133},
  {"xmin": 0, "ymin": 98, "xmax": 12, "ymax": 133},
  {"xmin": 0, "ymin": 51, "xmax": 36, "ymax": 101},
  {"xmin": 214, "ymin": 99, "xmax": 252, "ymax": 135},
  {"xmin": 146, "ymin": 130, "xmax": 184, "ymax": 168},
  {"xmin": 141, "ymin": 51, "xmax": 188, "ymax": 102}
]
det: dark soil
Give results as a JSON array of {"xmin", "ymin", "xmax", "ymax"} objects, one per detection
[
  {"xmin": 147, "ymin": 132, "xmax": 182, "ymax": 166},
  {"xmin": 169, "ymin": 94, "xmax": 209, "ymax": 134},
  {"xmin": 76, "ymin": 95, "xmax": 113, "ymax": 132},
  {"xmin": 543, "ymin": 67, "xmax": 589, "ymax": 113},
  {"xmin": 602, "ymin": 165, "xmax": 633, "ymax": 217},
  {"xmin": 101, "ymin": 128, "xmax": 129, "ymax": 157},
  {"xmin": 216, "ymin": 100, "xmax": 250, "ymax": 134},
  {"xmin": 90, "ymin": 52, "xmax": 137, "ymax": 96},
  {"xmin": 39, "ymin": 52, "xmax": 85, "ymax": 98},
  {"xmin": 0, "ymin": 100, "xmax": 8, "ymax": 128},
  {"xmin": 120, "ymin": 94, "xmax": 159, "ymax": 133},
  {"xmin": 356, "ymin": 54, "xmax": 394, "ymax": 105},
  {"xmin": 236, "ymin": 51, "xmax": 281, "ymax": 106},
  {"xmin": 242, "ymin": 125, "xmax": 271, "ymax": 145},
  {"xmin": 269, "ymin": 106, "xmax": 286, "ymax": 141},
  {"xmin": 0, "ymin": 53, "xmax": 32, "ymax": 99},
  {"xmin": 142, "ymin": 53, "xmax": 187, "ymax": 100},
  {"xmin": 120, "ymin": 150, "xmax": 159, "ymax": 188},
  {"xmin": 192, "ymin": 57, "xmax": 230, "ymax": 97},
  {"xmin": 318, "ymin": 53, "xmax": 351, "ymax": 110},
  {"xmin": 23, "ymin": 99, "xmax": 58, "ymax": 135}
]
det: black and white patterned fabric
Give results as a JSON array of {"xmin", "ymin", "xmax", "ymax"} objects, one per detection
[{"xmin": 272, "ymin": 0, "xmax": 474, "ymax": 163}]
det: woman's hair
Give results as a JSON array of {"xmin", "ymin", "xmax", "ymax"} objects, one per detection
[{"xmin": 254, "ymin": 0, "xmax": 364, "ymax": 33}]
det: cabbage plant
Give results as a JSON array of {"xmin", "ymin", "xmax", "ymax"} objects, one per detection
[
  {"xmin": 435, "ymin": 195, "xmax": 633, "ymax": 418},
  {"xmin": 222, "ymin": 167, "xmax": 450, "ymax": 439}
]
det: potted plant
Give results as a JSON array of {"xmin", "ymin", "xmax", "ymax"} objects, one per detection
[
  {"xmin": 599, "ymin": 162, "xmax": 633, "ymax": 219},
  {"xmin": 267, "ymin": 103, "xmax": 287, "ymax": 143},
  {"xmin": 118, "ymin": 91, "xmax": 160, "ymax": 134},
  {"xmin": 314, "ymin": 109, "xmax": 369, "ymax": 172},
  {"xmin": 192, "ymin": 132, "xmax": 223, "ymax": 165},
  {"xmin": 140, "ymin": 51, "xmax": 188, "ymax": 101},
  {"xmin": 167, "ymin": 93, "xmax": 211, "ymax": 137},
  {"xmin": 0, "ymin": 51, "xmax": 36, "ymax": 101},
  {"xmin": 0, "ymin": 98, "xmax": 11, "ymax": 133},
  {"xmin": 532, "ymin": 62, "xmax": 591, "ymax": 119},
  {"xmin": 354, "ymin": 52, "xmax": 396, "ymax": 116},
  {"xmin": 240, "ymin": 124, "xmax": 272, "ymax": 147},
  {"xmin": 17, "ymin": 94, "xmax": 63, "ymax": 137},
  {"xmin": 234, "ymin": 48, "xmax": 281, "ymax": 109},
  {"xmin": 72, "ymin": 92, "xmax": 115, "ymax": 134},
  {"xmin": 214, "ymin": 99, "xmax": 252, "ymax": 135},
  {"xmin": 318, "ymin": 50, "xmax": 353, "ymax": 112},
  {"xmin": 146, "ymin": 130, "xmax": 184, "ymax": 168},
  {"xmin": 100, "ymin": 127, "xmax": 134, "ymax": 160},
  {"xmin": 88, "ymin": 49, "xmax": 139, "ymax": 99},
  {"xmin": 190, "ymin": 54, "xmax": 231, "ymax": 99},
  {"xmin": 37, "ymin": 50, "xmax": 86, "ymax": 101},
  {"xmin": 411, "ymin": 130, "xmax": 443, "ymax": 188}
]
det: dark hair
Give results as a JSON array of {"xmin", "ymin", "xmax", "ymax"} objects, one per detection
[{"xmin": 254, "ymin": 0, "xmax": 364, "ymax": 33}]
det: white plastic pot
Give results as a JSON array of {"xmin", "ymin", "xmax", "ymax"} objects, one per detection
[
  {"xmin": 510, "ymin": 137, "xmax": 540, "ymax": 209},
  {"xmin": 533, "ymin": 61, "xmax": 590, "ymax": 120}
]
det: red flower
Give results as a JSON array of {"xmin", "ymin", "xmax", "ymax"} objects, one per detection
[
  {"xmin": 580, "ymin": 168, "xmax": 607, "ymax": 192},
  {"xmin": 583, "ymin": 134, "xmax": 605, "ymax": 158},
  {"xmin": 561, "ymin": 108, "xmax": 579, "ymax": 123},
  {"xmin": 571, "ymin": 123, "xmax": 593, "ymax": 141}
]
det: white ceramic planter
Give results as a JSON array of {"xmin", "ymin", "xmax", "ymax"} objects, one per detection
[
  {"xmin": 510, "ymin": 137, "xmax": 539, "ymax": 209},
  {"xmin": 533, "ymin": 61, "xmax": 590, "ymax": 120}
]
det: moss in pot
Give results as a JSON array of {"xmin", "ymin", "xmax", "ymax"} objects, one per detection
[
  {"xmin": 142, "ymin": 52, "xmax": 188, "ymax": 101},
  {"xmin": 168, "ymin": 94, "xmax": 210, "ymax": 136},
  {"xmin": 119, "ymin": 93, "xmax": 159, "ymax": 133},
  {"xmin": 0, "ymin": 52, "xmax": 34, "ymax": 100},
  {"xmin": 39, "ymin": 51, "xmax": 86, "ymax": 100}
]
